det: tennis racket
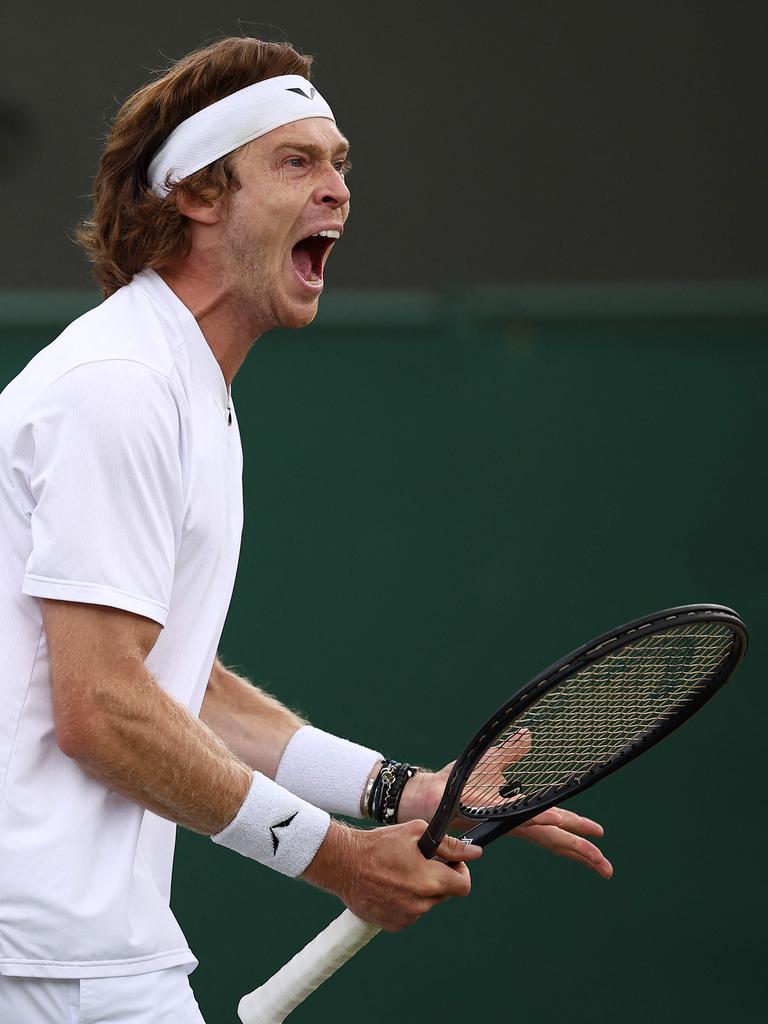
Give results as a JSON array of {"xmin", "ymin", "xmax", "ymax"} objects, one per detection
[{"xmin": 238, "ymin": 603, "xmax": 747, "ymax": 1024}]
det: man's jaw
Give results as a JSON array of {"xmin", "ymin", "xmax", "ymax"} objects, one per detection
[{"xmin": 229, "ymin": 225, "xmax": 345, "ymax": 331}]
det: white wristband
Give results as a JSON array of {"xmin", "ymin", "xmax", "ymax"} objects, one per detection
[
  {"xmin": 212, "ymin": 772, "xmax": 330, "ymax": 878},
  {"xmin": 275, "ymin": 726, "xmax": 383, "ymax": 819}
]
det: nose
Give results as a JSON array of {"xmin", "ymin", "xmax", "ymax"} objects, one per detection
[{"xmin": 317, "ymin": 165, "xmax": 351, "ymax": 209}]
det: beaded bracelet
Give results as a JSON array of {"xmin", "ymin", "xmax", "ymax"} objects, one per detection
[{"xmin": 366, "ymin": 759, "xmax": 420, "ymax": 825}]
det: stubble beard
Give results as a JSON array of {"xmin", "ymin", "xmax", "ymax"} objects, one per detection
[
  {"xmin": 225, "ymin": 215, "xmax": 320, "ymax": 332},
  {"xmin": 225, "ymin": 220, "xmax": 275, "ymax": 331}
]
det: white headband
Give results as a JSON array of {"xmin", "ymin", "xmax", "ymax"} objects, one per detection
[{"xmin": 147, "ymin": 75, "xmax": 335, "ymax": 196}]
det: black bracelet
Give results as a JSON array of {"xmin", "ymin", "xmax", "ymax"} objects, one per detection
[
  {"xmin": 366, "ymin": 759, "xmax": 420, "ymax": 825},
  {"xmin": 366, "ymin": 759, "xmax": 395, "ymax": 822}
]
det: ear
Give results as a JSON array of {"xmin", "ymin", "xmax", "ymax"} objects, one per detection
[{"xmin": 174, "ymin": 190, "xmax": 224, "ymax": 226}]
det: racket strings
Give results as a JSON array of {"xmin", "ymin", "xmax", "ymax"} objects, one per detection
[{"xmin": 459, "ymin": 622, "xmax": 736, "ymax": 815}]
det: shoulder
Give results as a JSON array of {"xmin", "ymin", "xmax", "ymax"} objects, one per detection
[
  {"xmin": 39, "ymin": 358, "xmax": 182, "ymax": 426},
  {"xmin": 49, "ymin": 279, "xmax": 178, "ymax": 381},
  {"xmin": 2, "ymin": 281, "xmax": 189, "ymax": 436},
  {"xmin": 5, "ymin": 360, "xmax": 184, "ymax": 479}
]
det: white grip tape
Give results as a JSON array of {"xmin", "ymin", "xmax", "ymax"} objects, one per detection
[{"xmin": 238, "ymin": 910, "xmax": 381, "ymax": 1024}]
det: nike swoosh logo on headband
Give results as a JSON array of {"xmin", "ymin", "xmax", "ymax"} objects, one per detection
[{"xmin": 286, "ymin": 86, "xmax": 317, "ymax": 100}]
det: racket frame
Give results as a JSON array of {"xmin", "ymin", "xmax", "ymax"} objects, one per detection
[
  {"xmin": 240, "ymin": 603, "xmax": 748, "ymax": 1022},
  {"xmin": 419, "ymin": 604, "xmax": 747, "ymax": 857}
]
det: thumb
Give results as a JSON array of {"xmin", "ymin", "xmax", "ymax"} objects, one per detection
[{"xmin": 434, "ymin": 834, "xmax": 483, "ymax": 862}]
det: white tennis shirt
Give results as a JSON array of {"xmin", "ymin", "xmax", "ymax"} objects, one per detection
[{"xmin": 0, "ymin": 269, "xmax": 244, "ymax": 978}]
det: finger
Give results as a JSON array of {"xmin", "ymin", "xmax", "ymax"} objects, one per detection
[
  {"xmin": 519, "ymin": 836, "xmax": 613, "ymax": 879},
  {"xmin": 432, "ymin": 859, "xmax": 473, "ymax": 897},
  {"xmin": 517, "ymin": 824, "xmax": 613, "ymax": 877},
  {"xmin": 555, "ymin": 846, "xmax": 614, "ymax": 879},
  {"xmin": 488, "ymin": 728, "xmax": 531, "ymax": 767},
  {"xmin": 523, "ymin": 824, "xmax": 604, "ymax": 862},
  {"xmin": 469, "ymin": 732, "xmax": 533, "ymax": 808},
  {"xmin": 521, "ymin": 808, "xmax": 565, "ymax": 827},
  {"xmin": 502, "ymin": 727, "xmax": 532, "ymax": 760},
  {"xmin": 553, "ymin": 808, "xmax": 605, "ymax": 838},
  {"xmin": 520, "ymin": 808, "xmax": 605, "ymax": 837},
  {"xmin": 475, "ymin": 729, "xmax": 531, "ymax": 774},
  {"xmin": 434, "ymin": 834, "xmax": 483, "ymax": 863}
]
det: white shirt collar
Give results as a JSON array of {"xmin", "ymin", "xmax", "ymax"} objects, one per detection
[{"xmin": 134, "ymin": 268, "xmax": 231, "ymax": 415}]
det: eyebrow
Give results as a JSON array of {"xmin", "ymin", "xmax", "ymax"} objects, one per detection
[{"xmin": 275, "ymin": 139, "xmax": 351, "ymax": 159}]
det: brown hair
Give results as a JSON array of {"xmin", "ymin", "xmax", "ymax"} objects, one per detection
[{"xmin": 75, "ymin": 37, "xmax": 313, "ymax": 297}]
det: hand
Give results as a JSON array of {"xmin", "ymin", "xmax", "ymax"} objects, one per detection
[
  {"xmin": 397, "ymin": 762, "xmax": 613, "ymax": 880},
  {"xmin": 502, "ymin": 805, "xmax": 613, "ymax": 878},
  {"xmin": 303, "ymin": 819, "xmax": 482, "ymax": 931}
]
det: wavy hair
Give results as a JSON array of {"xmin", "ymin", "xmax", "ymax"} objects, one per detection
[{"xmin": 75, "ymin": 37, "xmax": 313, "ymax": 297}]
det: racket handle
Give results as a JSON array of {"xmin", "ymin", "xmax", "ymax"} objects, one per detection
[{"xmin": 238, "ymin": 909, "xmax": 381, "ymax": 1024}]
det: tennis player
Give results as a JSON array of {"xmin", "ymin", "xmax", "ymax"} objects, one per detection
[{"xmin": 0, "ymin": 36, "xmax": 611, "ymax": 1023}]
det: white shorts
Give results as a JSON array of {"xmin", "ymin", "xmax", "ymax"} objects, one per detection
[{"xmin": 0, "ymin": 965, "xmax": 206, "ymax": 1023}]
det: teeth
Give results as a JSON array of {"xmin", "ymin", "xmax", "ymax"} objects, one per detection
[{"xmin": 311, "ymin": 230, "xmax": 341, "ymax": 239}]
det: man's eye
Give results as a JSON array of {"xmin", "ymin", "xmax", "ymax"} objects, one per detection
[{"xmin": 335, "ymin": 160, "xmax": 351, "ymax": 177}]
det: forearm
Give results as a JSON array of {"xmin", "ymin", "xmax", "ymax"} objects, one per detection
[
  {"xmin": 202, "ymin": 661, "xmax": 426, "ymax": 821},
  {"xmin": 59, "ymin": 660, "xmax": 251, "ymax": 835},
  {"xmin": 200, "ymin": 660, "xmax": 307, "ymax": 777},
  {"xmin": 201, "ymin": 662, "xmax": 388, "ymax": 817}
]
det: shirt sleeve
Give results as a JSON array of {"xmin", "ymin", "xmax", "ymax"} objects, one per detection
[{"xmin": 18, "ymin": 360, "xmax": 185, "ymax": 626}]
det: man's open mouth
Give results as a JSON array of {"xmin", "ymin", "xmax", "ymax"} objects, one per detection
[{"xmin": 290, "ymin": 229, "xmax": 340, "ymax": 285}]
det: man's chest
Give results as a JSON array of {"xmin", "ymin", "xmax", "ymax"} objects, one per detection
[{"xmin": 176, "ymin": 401, "xmax": 244, "ymax": 584}]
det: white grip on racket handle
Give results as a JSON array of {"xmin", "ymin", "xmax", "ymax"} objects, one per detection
[{"xmin": 238, "ymin": 909, "xmax": 381, "ymax": 1024}]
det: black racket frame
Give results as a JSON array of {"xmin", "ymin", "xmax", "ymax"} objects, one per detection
[{"xmin": 418, "ymin": 604, "xmax": 747, "ymax": 858}]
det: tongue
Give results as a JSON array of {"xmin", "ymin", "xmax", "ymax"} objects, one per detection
[{"xmin": 291, "ymin": 242, "xmax": 314, "ymax": 281}]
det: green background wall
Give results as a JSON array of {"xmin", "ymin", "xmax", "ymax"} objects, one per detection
[{"xmin": 1, "ymin": 287, "xmax": 765, "ymax": 1022}]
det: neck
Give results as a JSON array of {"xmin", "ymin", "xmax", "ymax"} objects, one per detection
[{"xmin": 158, "ymin": 264, "xmax": 268, "ymax": 387}]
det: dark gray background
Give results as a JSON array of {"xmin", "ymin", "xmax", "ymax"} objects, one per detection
[{"xmin": 2, "ymin": 0, "xmax": 766, "ymax": 289}]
